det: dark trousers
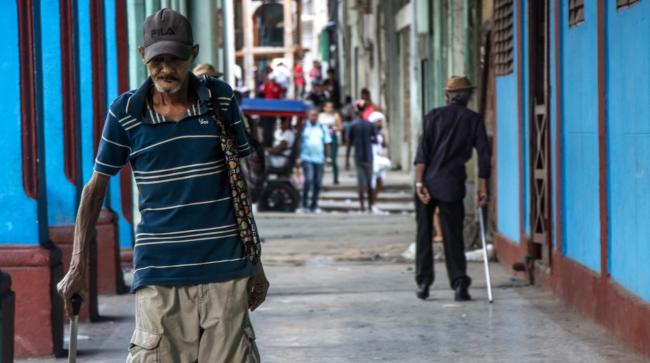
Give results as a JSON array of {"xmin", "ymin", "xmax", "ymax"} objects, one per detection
[
  {"xmin": 415, "ymin": 196, "xmax": 471, "ymax": 289},
  {"xmin": 301, "ymin": 161, "xmax": 324, "ymax": 210}
]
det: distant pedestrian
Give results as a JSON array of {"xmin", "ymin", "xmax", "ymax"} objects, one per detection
[
  {"xmin": 319, "ymin": 101, "xmax": 343, "ymax": 184},
  {"xmin": 293, "ymin": 60, "xmax": 305, "ymax": 98},
  {"xmin": 309, "ymin": 59, "xmax": 322, "ymax": 83},
  {"xmin": 306, "ymin": 81, "xmax": 327, "ymax": 109},
  {"xmin": 340, "ymin": 95, "xmax": 354, "ymax": 143},
  {"xmin": 345, "ymin": 110, "xmax": 378, "ymax": 213},
  {"xmin": 57, "ymin": 9, "xmax": 267, "ymax": 362},
  {"xmin": 271, "ymin": 62, "xmax": 291, "ymax": 96},
  {"xmin": 357, "ymin": 88, "xmax": 376, "ymax": 121},
  {"xmin": 267, "ymin": 117, "xmax": 295, "ymax": 169},
  {"xmin": 368, "ymin": 111, "xmax": 390, "ymax": 213},
  {"xmin": 325, "ymin": 68, "xmax": 341, "ymax": 109},
  {"xmin": 300, "ymin": 109, "xmax": 332, "ymax": 213},
  {"xmin": 192, "ymin": 63, "xmax": 223, "ymax": 78},
  {"xmin": 413, "ymin": 76, "xmax": 491, "ymax": 302}
]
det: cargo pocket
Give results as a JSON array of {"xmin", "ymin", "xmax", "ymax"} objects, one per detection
[
  {"xmin": 126, "ymin": 328, "xmax": 162, "ymax": 363},
  {"xmin": 243, "ymin": 324, "xmax": 260, "ymax": 363}
]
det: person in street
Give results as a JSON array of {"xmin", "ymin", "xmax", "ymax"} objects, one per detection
[
  {"xmin": 306, "ymin": 80, "xmax": 328, "ymax": 109},
  {"xmin": 192, "ymin": 63, "xmax": 223, "ymax": 78},
  {"xmin": 346, "ymin": 108, "xmax": 378, "ymax": 213},
  {"xmin": 267, "ymin": 117, "xmax": 295, "ymax": 169},
  {"xmin": 262, "ymin": 70, "xmax": 283, "ymax": 100},
  {"xmin": 356, "ymin": 88, "xmax": 376, "ymax": 121},
  {"xmin": 340, "ymin": 95, "xmax": 354, "ymax": 143},
  {"xmin": 325, "ymin": 68, "xmax": 342, "ymax": 109},
  {"xmin": 368, "ymin": 111, "xmax": 389, "ymax": 213},
  {"xmin": 293, "ymin": 60, "xmax": 305, "ymax": 98},
  {"xmin": 300, "ymin": 108, "xmax": 332, "ymax": 213},
  {"xmin": 414, "ymin": 76, "xmax": 490, "ymax": 302},
  {"xmin": 261, "ymin": 70, "xmax": 283, "ymax": 148},
  {"xmin": 271, "ymin": 62, "xmax": 291, "ymax": 96},
  {"xmin": 309, "ymin": 59, "xmax": 322, "ymax": 83},
  {"xmin": 56, "ymin": 9, "xmax": 268, "ymax": 362},
  {"xmin": 319, "ymin": 101, "xmax": 343, "ymax": 185}
]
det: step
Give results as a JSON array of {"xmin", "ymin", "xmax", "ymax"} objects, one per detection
[
  {"xmin": 321, "ymin": 183, "xmax": 413, "ymax": 193},
  {"xmin": 317, "ymin": 200, "xmax": 415, "ymax": 214},
  {"xmin": 319, "ymin": 191, "xmax": 413, "ymax": 203}
]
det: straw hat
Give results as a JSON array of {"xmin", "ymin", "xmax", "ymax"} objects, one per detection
[{"xmin": 445, "ymin": 76, "xmax": 475, "ymax": 91}]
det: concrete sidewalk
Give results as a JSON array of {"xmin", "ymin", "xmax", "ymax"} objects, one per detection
[
  {"xmin": 17, "ymin": 261, "xmax": 647, "ymax": 363},
  {"xmin": 16, "ymin": 212, "xmax": 647, "ymax": 362}
]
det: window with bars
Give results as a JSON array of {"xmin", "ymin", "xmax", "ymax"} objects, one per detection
[
  {"xmin": 617, "ymin": 0, "xmax": 640, "ymax": 9},
  {"xmin": 493, "ymin": 0, "xmax": 514, "ymax": 75},
  {"xmin": 569, "ymin": 0, "xmax": 584, "ymax": 27}
]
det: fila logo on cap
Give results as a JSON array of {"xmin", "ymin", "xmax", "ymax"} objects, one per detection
[{"xmin": 151, "ymin": 27, "xmax": 176, "ymax": 37}]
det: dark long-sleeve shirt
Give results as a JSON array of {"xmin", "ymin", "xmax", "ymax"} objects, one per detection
[{"xmin": 414, "ymin": 103, "xmax": 491, "ymax": 202}]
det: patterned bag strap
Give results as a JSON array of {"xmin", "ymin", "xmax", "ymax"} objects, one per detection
[{"xmin": 206, "ymin": 85, "xmax": 261, "ymax": 264}]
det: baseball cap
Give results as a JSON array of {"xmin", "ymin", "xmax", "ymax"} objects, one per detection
[{"xmin": 142, "ymin": 8, "xmax": 194, "ymax": 63}]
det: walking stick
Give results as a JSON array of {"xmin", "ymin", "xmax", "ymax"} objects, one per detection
[
  {"xmin": 68, "ymin": 294, "xmax": 83, "ymax": 363},
  {"xmin": 477, "ymin": 207, "xmax": 494, "ymax": 303}
]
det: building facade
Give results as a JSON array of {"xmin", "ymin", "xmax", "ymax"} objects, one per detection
[
  {"xmin": 491, "ymin": 0, "xmax": 650, "ymax": 357},
  {"xmin": 0, "ymin": 0, "xmax": 131, "ymax": 357}
]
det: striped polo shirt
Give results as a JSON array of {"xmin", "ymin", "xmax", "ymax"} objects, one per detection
[{"xmin": 94, "ymin": 74, "xmax": 255, "ymax": 291}]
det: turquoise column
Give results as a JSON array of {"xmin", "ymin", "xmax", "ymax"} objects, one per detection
[
  {"xmin": 0, "ymin": 0, "xmax": 47, "ymax": 244},
  {"xmin": 41, "ymin": 0, "xmax": 81, "ymax": 228},
  {"xmin": 105, "ymin": 0, "xmax": 134, "ymax": 248}
]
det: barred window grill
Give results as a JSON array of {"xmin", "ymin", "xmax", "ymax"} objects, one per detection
[
  {"xmin": 493, "ymin": 0, "xmax": 514, "ymax": 76},
  {"xmin": 617, "ymin": 0, "xmax": 640, "ymax": 9},
  {"xmin": 569, "ymin": 0, "xmax": 584, "ymax": 27}
]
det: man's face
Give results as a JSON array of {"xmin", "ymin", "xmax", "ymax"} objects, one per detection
[
  {"xmin": 309, "ymin": 110, "xmax": 319, "ymax": 124},
  {"xmin": 140, "ymin": 46, "xmax": 198, "ymax": 94}
]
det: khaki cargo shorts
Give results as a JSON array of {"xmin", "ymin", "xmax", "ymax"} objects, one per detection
[{"xmin": 126, "ymin": 277, "xmax": 260, "ymax": 363}]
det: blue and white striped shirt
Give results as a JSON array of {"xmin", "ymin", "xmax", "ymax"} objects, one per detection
[{"xmin": 94, "ymin": 74, "xmax": 255, "ymax": 291}]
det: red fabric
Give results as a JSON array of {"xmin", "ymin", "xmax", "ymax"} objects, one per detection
[
  {"xmin": 263, "ymin": 80, "xmax": 283, "ymax": 99},
  {"xmin": 362, "ymin": 104, "xmax": 376, "ymax": 121},
  {"xmin": 293, "ymin": 64, "xmax": 305, "ymax": 86}
]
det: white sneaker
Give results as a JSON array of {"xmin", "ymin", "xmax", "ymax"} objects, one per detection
[
  {"xmin": 311, "ymin": 207, "xmax": 323, "ymax": 214},
  {"xmin": 371, "ymin": 206, "xmax": 383, "ymax": 215}
]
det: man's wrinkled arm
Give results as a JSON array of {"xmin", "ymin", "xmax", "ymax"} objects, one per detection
[
  {"xmin": 57, "ymin": 172, "xmax": 109, "ymax": 316},
  {"xmin": 72, "ymin": 173, "xmax": 109, "ymax": 269}
]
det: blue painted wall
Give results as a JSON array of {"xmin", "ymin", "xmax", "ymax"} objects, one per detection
[
  {"xmin": 41, "ymin": 0, "xmax": 80, "ymax": 227},
  {"xmin": 560, "ymin": 1, "xmax": 600, "ymax": 273},
  {"xmin": 496, "ymin": 1, "xmax": 520, "ymax": 243},
  {"xmin": 0, "ymin": 2, "xmax": 43, "ymax": 244},
  {"xmin": 606, "ymin": 0, "xmax": 650, "ymax": 302},
  {"xmin": 77, "ymin": 0, "xmax": 95, "ymax": 183},
  {"xmin": 104, "ymin": 0, "xmax": 134, "ymax": 248}
]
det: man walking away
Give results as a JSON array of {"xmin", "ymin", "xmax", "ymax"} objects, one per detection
[
  {"xmin": 300, "ymin": 109, "xmax": 332, "ymax": 213},
  {"xmin": 56, "ymin": 9, "xmax": 268, "ymax": 362},
  {"xmin": 346, "ymin": 108, "xmax": 378, "ymax": 213},
  {"xmin": 414, "ymin": 76, "xmax": 490, "ymax": 302}
]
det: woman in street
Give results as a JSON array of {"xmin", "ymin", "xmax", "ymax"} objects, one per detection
[{"xmin": 319, "ymin": 101, "xmax": 343, "ymax": 184}]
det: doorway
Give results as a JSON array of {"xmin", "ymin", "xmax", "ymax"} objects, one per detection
[{"xmin": 528, "ymin": 0, "xmax": 552, "ymax": 267}]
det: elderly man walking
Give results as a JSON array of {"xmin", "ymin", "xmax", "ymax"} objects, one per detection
[
  {"xmin": 414, "ymin": 76, "xmax": 491, "ymax": 302},
  {"xmin": 57, "ymin": 9, "xmax": 268, "ymax": 362}
]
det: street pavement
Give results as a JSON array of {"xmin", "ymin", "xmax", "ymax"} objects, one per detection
[{"xmin": 16, "ymin": 173, "xmax": 648, "ymax": 362}]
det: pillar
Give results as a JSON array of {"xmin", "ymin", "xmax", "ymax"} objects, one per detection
[
  {"xmin": 242, "ymin": 0, "xmax": 256, "ymax": 91},
  {"xmin": 0, "ymin": 0, "xmax": 65, "ymax": 357},
  {"xmin": 283, "ymin": 0, "xmax": 295, "ymax": 98}
]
